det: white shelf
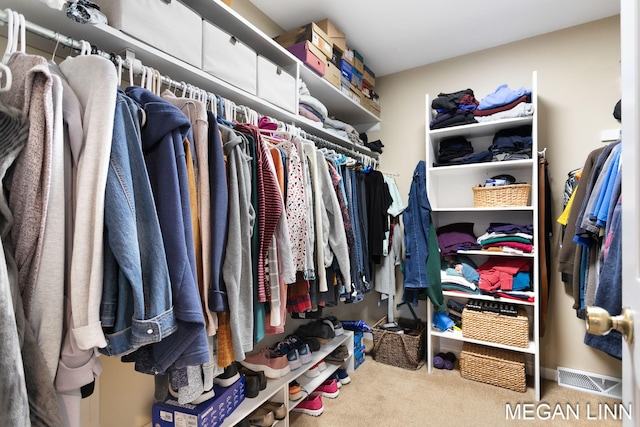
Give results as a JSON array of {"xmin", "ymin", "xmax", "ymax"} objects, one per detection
[
  {"xmin": 425, "ymin": 71, "xmax": 541, "ymax": 401},
  {"xmin": 456, "ymin": 250, "xmax": 534, "ymax": 258},
  {"xmin": 219, "ymin": 331, "xmax": 353, "ymax": 427},
  {"xmin": 430, "ymin": 328, "xmax": 536, "ymax": 354},
  {"xmin": 442, "ymin": 290, "xmax": 536, "ymax": 306},
  {"xmin": 3, "ymin": 0, "xmax": 379, "ymax": 158}
]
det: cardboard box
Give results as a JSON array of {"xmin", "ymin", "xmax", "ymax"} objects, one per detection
[
  {"xmin": 353, "ymin": 49, "xmax": 364, "ymax": 74},
  {"xmin": 257, "ymin": 55, "xmax": 297, "ymax": 113},
  {"xmin": 274, "ymin": 23, "xmax": 333, "ymax": 60},
  {"xmin": 350, "ymin": 88, "xmax": 362, "ymax": 105},
  {"xmin": 363, "ymin": 97, "xmax": 381, "ymax": 117},
  {"xmin": 342, "ymin": 47, "xmax": 354, "ymax": 65},
  {"xmin": 202, "ymin": 20, "xmax": 257, "ymax": 94},
  {"xmin": 286, "ymin": 41, "xmax": 326, "ymax": 76},
  {"xmin": 315, "ymin": 18, "xmax": 347, "ymax": 53},
  {"xmin": 324, "ymin": 61, "xmax": 341, "ymax": 89},
  {"xmin": 152, "ymin": 376, "xmax": 245, "ymax": 427},
  {"xmin": 363, "ymin": 65, "xmax": 376, "ymax": 87},
  {"xmin": 97, "ymin": 0, "xmax": 202, "ymax": 67}
]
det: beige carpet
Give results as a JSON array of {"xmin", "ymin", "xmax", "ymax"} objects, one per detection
[{"xmin": 290, "ymin": 342, "xmax": 625, "ymax": 427}]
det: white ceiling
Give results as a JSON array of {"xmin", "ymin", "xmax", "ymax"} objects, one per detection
[{"xmin": 249, "ymin": 0, "xmax": 620, "ymax": 77}]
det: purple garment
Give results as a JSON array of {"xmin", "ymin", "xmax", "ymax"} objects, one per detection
[
  {"xmin": 486, "ymin": 223, "xmax": 533, "ymax": 235},
  {"xmin": 436, "ymin": 222, "xmax": 479, "ymax": 256}
]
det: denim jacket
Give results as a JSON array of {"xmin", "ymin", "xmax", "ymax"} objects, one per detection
[
  {"xmin": 403, "ymin": 160, "xmax": 432, "ymax": 288},
  {"xmin": 99, "ymin": 89, "xmax": 177, "ymax": 357},
  {"xmin": 125, "ymin": 86, "xmax": 209, "ymax": 374}
]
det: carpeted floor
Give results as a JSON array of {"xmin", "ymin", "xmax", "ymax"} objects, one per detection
[{"xmin": 289, "ymin": 342, "xmax": 625, "ymax": 427}]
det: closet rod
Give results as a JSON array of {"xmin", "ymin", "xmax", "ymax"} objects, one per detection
[
  {"xmin": 301, "ymin": 130, "xmax": 379, "ymax": 167},
  {"xmin": 0, "ymin": 8, "xmax": 379, "ymax": 162}
]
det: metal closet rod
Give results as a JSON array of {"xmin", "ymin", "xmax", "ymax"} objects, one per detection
[{"xmin": 0, "ymin": 8, "xmax": 378, "ymax": 161}]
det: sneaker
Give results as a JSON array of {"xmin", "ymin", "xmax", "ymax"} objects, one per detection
[
  {"xmin": 168, "ymin": 384, "xmax": 215, "ymax": 405},
  {"xmin": 433, "ymin": 312, "xmax": 454, "ymax": 332},
  {"xmin": 287, "ymin": 349, "xmax": 302, "ymax": 370},
  {"xmin": 243, "ymin": 374, "xmax": 260, "ymax": 399},
  {"xmin": 212, "ymin": 363, "xmax": 240, "ymax": 387},
  {"xmin": 283, "ymin": 335, "xmax": 314, "ymax": 364},
  {"xmin": 289, "ymin": 380, "xmax": 304, "ymax": 401},
  {"xmin": 336, "ymin": 368, "xmax": 351, "ymax": 385},
  {"xmin": 272, "ymin": 338, "xmax": 304, "ymax": 371},
  {"xmin": 296, "ymin": 320, "xmax": 335, "ymax": 344},
  {"xmin": 261, "ymin": 401, "xmax": 286, "ymax": 420},
  {"xmin": 292, "ymin": 393, "xmax": 324, "ymax": 416},
  {"xmin": 237, "ymin": 364, "xmax": 267, "ymax": 391},
  {"xmin": 240, "ymin": 348, "xmax": 291, "ymax": 379},
  {"xmin": 323, "ymin": 316, "xmax": 344, "ymax": 336},
  {"xmin": 318, "ymin": 359, "xmax": 327, "ymax": 371},
  {"xmin": 304, "ymin": 361, "xmax": 321, "ymax": 378},
  {"xmin": 247, "ymin": 407, "xmax": 275, "ymax": 427},
  {"xmin": 325, "ymin": 345, "xmax": 349, "ymax": 364},
  {"xmin": 312, "ymin": 379, "xmax": 339, "ymax": 399},
  {"xmin": 328, "ymin": 372, "xmax": 342, "ymax": 388}
]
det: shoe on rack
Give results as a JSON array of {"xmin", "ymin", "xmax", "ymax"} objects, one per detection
[
  {"xmin": 287, "ymin": 349, "xmax": 302, "ymax": 370},
  {"xmin": 328, "ymin": 372, "xmax": 342, "ymax": 388},
  {"xmin": 292, "ymin": 393, "xmax": 324, "ymax": 416},
  {"xmin": 433, "ymin": 312, "xmax": 454, "ymax": 332},
  {"xmin": 300, "ymin": 336, "xmax": 321, "ymax": 352},
  {"xmin": 323, "ymin": 315, "xmax": 344, "ymax": 336},
  {"xmin": 283, "ymin": 335, "xmax": 314, "ymax": 364},
  {"xmin": 335, "ymin": 368, "xmax": 351, "ymax": 385},
  {"xmin": 243, "ymin": 374, "xmax": 260, "ymax": 399},
  {"xmin": 325, "ymin": 345, "xmax": 349, "ymax": 364},
  {"xmin": 240, "ymin": 347, "xmax": 291, "ymax": 379},
  {"xmin": 289, "ymin": 380, "xmax": 304, "ymax": 401},
  {"xmin": 247, "ymin": 407, "xmax": 275, "ymax": 427},
  {"xmin": 311, "ymin": 378, "xmax": 339, "ymax": 399},
  {"xmin": 304, "ymin": 361, "xmax": 321, "ymax": 378},
  {"xmin": 237, "ymin": 363, "xmax": 267, "ymax": 391},
  {"xmin": 212, "ymin": 363, "xmax": 240, "ymax": 388},
  {"xmin": 261, "ymin": 401, "xmax": 286, "ymax": 420},
  {"xmin": 296, "ymin": 320, "xmax": 335, "ymax": 344}
]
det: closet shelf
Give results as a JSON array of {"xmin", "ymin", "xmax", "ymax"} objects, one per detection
[
  {"xmin": 456, "ymin": 250, "xmax": 535, "ymax": 258},
  {"xmin": 431, "ymin": 206, "xmax": 534, "ymax": 212},
  {"xmin": 219, "ymin": 331, "xmax": 354, "ymax": 427},
  {"xmin": 442, "ymin": 290, "xmax": 536, "ymax": 306},
  {"xmin": 429, "ymin": 158, "xmax": 534, "ymax": 173},
  {"xmin": 3, "ymin": 0, "xmax": 379, "ymax": 159},
  {"xmin": 430, "ymin": 328, "xmax": 537, "ymax": 354},
  {"xmin": 429, "ymin": 115, "xmax": 534, "ymax": 142}
]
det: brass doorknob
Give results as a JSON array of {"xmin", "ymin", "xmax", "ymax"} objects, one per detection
[{"xmin": 585, "ymin": 306, "xmax": 634, "ymax": 343}]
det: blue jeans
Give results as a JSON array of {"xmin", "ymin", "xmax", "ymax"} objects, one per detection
[
  {"xmin": 100, "ymin": 89, "xmax": 176, "ymax": 356},
  {"xmin": 403, "ymin": 161, "xmax": 431, "ymax": 289}
]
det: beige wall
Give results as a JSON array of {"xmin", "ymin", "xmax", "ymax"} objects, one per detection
[{"xmin": 368, "ymin": 16, "xmax": 623, "ymax": 380}]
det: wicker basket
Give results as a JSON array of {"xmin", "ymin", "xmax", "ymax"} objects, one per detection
[
  {"xmin": 462, "ymin": 308, "xmax": 529, "ymax": 348},
  {"xmin": 472, "ymin": 184, "xmax": 531, "ymax": 207},
  {"xmin": 372, "ymin": 317, "xmax": 426, "ymax": 370},
  {"xmin": 460, "ymin": 342, "xmax": 526, "ymax": 392}
]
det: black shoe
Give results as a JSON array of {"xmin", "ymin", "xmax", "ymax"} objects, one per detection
[
  {"xmin": 296, "ymin": 320, "xmax": 335, "ymax": 344},
  {"xmin": 237, "ymin": 363, "xmax": 267, "ymax": 390},
  {"xmin": 323, "ymin": 315, "xmax": 344, "ymax": 336},
  {"xmin": 244, "ymin": 373, "xmax": 260, "ymax": 398},
  {"xmin": 213, "ymin": 363, "xmax": 240, "ymax": 387},
  {"xmin": 300, "ymin": 336, "xmax": 321, "ymax": 352}
]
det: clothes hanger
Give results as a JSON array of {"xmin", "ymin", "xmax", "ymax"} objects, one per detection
[{"xmin": 115, "ymin": 55, "xmax": 123, "ymax": 87}]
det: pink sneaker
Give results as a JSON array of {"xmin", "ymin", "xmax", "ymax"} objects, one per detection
[
  {"xmin": 291, "ymin": 393, "xmax": 324, "ymax": 416},
  {"xmin": 311, "ymin": 378, "xmax": 339, "ymax": 399},
  {"xmin": 240, "ymin": 348, "xmax": 291, "ymax": 379}
]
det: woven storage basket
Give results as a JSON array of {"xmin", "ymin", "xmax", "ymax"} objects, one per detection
[
  {"xmin": 460, "ymin": 342, "xmax": 526, "ymax": 392},
  {"xmin": 462, "ymin": 307, "xmax": 529, "ymax": 348},
  {"xmin": 372, "ymin": 317, "xmax": 426, "ymax": 370},
  {"xmin": 472, "ymin": 184, "xmax": 531, "ymax": 207}
]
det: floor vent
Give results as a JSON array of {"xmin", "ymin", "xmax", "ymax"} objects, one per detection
[{"xmin": 557, "ymin": 366, "xmax": 622, "ymax": 399}]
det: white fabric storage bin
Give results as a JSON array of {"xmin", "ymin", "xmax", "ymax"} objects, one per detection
[
  {"xmin": 256, "ymin": 56, "xmax": 296, "ymax": 113},
  {"xmin": 202, "ymin": 21, "xmax": 257, "ymax": 95},
  {"xmin": 97, "ymin": 0, "xmax": 202, "ymax": 67}
]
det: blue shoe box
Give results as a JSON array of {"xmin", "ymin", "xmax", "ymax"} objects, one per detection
[{"xmin": 152, "ymin": 375, "xmax": 245, "ymax": 427}]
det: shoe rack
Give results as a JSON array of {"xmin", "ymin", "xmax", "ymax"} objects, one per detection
[{"xmin": 221, "ymin": 330, "xmax": 354, "ymax": 426}]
